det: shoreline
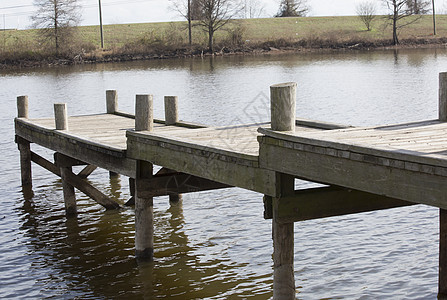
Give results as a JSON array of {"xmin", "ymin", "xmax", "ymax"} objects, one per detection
[{"xmin": 1, "ymin": 37, "xmax": 447, "ymax": 70}]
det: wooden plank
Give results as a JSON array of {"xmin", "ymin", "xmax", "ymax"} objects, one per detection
[
  {"xmin": 258, "ymin": 128, "xmax": 447, "ymax": 170},
  {"xmin": 77, "ymin": 165, "xmax": 97, "ymax": 178},
  {"xmin": 137, "ymin": 173, "xmax": 231, "ymax": 198},
  {"xmin": 127, "ymin": 133, "xmax": 278, "ymax": 196},
  {"xmin": 15, "ymin": 118, "xmax": 136, "ymax": 178},
  {"xmin": 267, "ymin": 186, "xmax": 414, "ymax": 223},
  {"xmin": 259, "ymin": 138, "xmax": 447, "ymax": 209}
]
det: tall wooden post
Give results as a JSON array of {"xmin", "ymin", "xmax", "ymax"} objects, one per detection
[
  {"xmin": 54, "ymin": 104, "xmax": 76, "ymax": 216},
  {"xmin": 17, "ymin": 96, "xmax": 32, "ymax": 189},
  {"xmin": 164, "ymin": 96, "xmax": 183, "ymax": 204},
  {"xmin": 106, "ymin": 90, "xmax": 118, "ymax": 114},
  {"xmin": 270, "ymin": 82, "xmax": 297, "ymax": 300},
  {"xmin": 440, "ymin": 72, "xmax": 447, "ymax": 295},
  {"xmin": 135, "ymin": 94, "xmax": 155, "ymax": 260},
  {"xmin": 440, "ymin": 209, "xmax": 447, "ymax": 296}
]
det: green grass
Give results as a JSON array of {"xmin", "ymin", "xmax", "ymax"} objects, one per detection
[{"xmin": 0, "ymin": 15, "xmax": 446, "ymax": 65}]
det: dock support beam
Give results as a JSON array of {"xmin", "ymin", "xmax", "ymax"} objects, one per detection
[
  {"xmin": 164, "ymin": 96, "xmax": 183, "ymax": 205},
  {"xmin": 270, "ymin": 82, "xmax": 297, "ymax": 300},
  {"xmin": 135, "ymin": 94, "xmax": 155, "ymax": 260},
  {"xmin": 17, "ymin": 96, "xmax": 32, "ymax": 189}
]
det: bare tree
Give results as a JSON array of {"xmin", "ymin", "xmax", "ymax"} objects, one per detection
[
  {"xmin": 275, "ymin": 0, "xmax": 309, "ymax": 17},
  {"xmin": 356, "ymin": 1, "xmax": 377, "ymax": 31},
  {"xmin": 31, "ymin": 0, "xmax": 81, "ymax": 53},
  {"xmin": 382, "ymin": 0, "xmax": 429, "ymax": 45},
  {"xmin": 243, "ymin": 0, "xmax": 265, "ymax": 18},
  {"xmin": 405, "ymin": 0, "xmax": 430, "ymax": 14}
]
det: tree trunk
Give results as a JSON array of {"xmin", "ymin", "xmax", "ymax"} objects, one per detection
[
  {"xmin": 393, "ymin": 7, "xmax": 399, "ymax": 45},
  {"xmin": 208, "ymin": 27, "xmax": 214, "ymax": 52}
]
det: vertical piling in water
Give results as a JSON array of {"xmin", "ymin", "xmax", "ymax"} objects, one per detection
[
  {"xmin": 106, "ymin": 90, "xmax": 118, "ymax": 114},
  {"xmin": 54, "ymin": 103, "xmax": 77, "ymax": 216},
  {"xmin": 135, "ymin": 95, "xmax": 155, "ymax": 260},
  {"xmin": 270, "ymin": 82, "xmax": 297, "ymax": 300},
  {"xmin": 439, "ymin": 72, "xmax": 447, "ymax": 295},
  {"xmin": 164, "ymin": 96, "xmax": 183, "ymax": 205},
  {"xmin": 17, "ymin": 96, "xmax": 32, "ymax": 189},
  {"xmin": 439, "ymin": 73, "xmax": 447, "ymax": 122}
]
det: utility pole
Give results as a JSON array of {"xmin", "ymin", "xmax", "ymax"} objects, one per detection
[
  {"xmin": 99, "ymin": 0, "xmax": 104, "ymax": 48},
  {"xmin": 432, "ymin": 0, "xmax": 436, "ymax": 35},
  {"xmin": 188, "ymin": 0, "xmax": 192, "ymax": 46}
]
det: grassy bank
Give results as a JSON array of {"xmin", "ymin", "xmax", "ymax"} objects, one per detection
[{"xmin": 1, "ymin": 15, "xmax": 447, "ymax": 68}]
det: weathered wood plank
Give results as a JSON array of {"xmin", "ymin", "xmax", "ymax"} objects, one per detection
[
  {"xmin": 259, "ymin": 138, "xmax": 447, "ymax": 209},
  {"xmin": 16, "ymin": 118, "xmax": 136, "ymax": 178},
  {"xmin": 268, "ymin": 186, "xmax": 414, "ymax": 223},
  {"xmin": 136, "ymin": 173, "xmax": 231, "ymax": 198},
  {"xmin": 127, "ymin": 132, "xmax": 278, "ymax": 196}
]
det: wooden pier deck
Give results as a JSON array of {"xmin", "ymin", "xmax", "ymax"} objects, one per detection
[{"xmin": 14, "ymin": 77, "xmax": 447, "ymax": 299}]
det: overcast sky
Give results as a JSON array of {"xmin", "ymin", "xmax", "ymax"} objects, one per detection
[{"xmin": 1, "ymin": 0, "xmax": 446, "ymax": 30}]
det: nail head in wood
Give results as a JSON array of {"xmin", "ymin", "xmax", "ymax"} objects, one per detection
[
  {"xmin": 164, "ymin": 96, "xmax": 179, "ymax": 126},
  {"xmin": 106, "ymin": 90, "xmax": 118, "ymax": 114},
  {"xmin": 439, "ymin": 72, "xmax": 447, "ymax": 121},
  {"xmin": 270, "ymin": 82, "xmax": 297, "ymax": 132},
  {"xmin": 17, "ymin": 95, "xmax": 29, "ymax": 118},
  {"xmin": 54, "ymin": 103, "xmax": 68, "ymax": 130},
  {"xmin": 135, "ymin": 95, "xmax": 153, "ymax": 131}
]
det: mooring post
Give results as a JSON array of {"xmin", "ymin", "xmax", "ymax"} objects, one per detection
[
  {"xmin": 54, "ymin": 103, "xmax": 76, "ymax": 216},
  {"xmin": 164, "ymin": 96, "xmax": 183, "ymax": 205},
  {"xmin": 106, "ymin": 90, "xmax": 118, "ymax": 114},
  {"xmin": 440, "ymin": 209, "xmax": 447, "ymax": 296},
  {"xmin": 17, "ymin": 96, "xmax": 32, "ymax": 189},
  {"xmin": 439, "ymin": 72, "xmax": 447, "ymax": 121},
  {"xmin": 135, "ymin": 94, "xmax": 155, "ymax": 260},
  {"xmin": 270, "ymin": 82, "xmax": 297, "ymax": 300},
  {"xmin": 439, "ymin": 72, "xmax": 447, "ymax": 295}
]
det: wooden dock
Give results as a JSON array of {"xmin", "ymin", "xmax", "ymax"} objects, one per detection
[{"xmin": 14, "ymin": 76, "xmax": 447, "ymax": 299}]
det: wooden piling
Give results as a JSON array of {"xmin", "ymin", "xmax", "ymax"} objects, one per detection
[
  {"xmin": 106, "ymin": 90, "xmax": 118, "ymax": 114},
  {"xmin": 135, "ymin": 95, "xmax": 153, "ymax": 131},
  {"xmin": 270, "ymin": 82, "xmax": 296, "ymax": 132},
  {"xmin": 270, "ymin": 83, "xmax": 297, "ymax": 299},
  {"xmin": 17, "ymin": 96, "xmax": 32, "ymax": 189},
  {"xmin": 134, "ymin": 95, "xmax": 155, "ymax": 259},
  {"xmin": 164, "ymin": 96, "xmax": 179, "ymax": 126},
  {"xmin": 61, "ymin": 165, "xmax": 77, "ymax": 216},
  {"xmin": 54, "ymin": 105, "xmax": 76, "ymax": 215},
  {"xmin": 164, "ymin": 96, "xmax": 183, "ymax": 204},
  {"xmin": 17, "ymin": 95, "xmax": 29, "ymax": 118},
  {"xmin": 272, "ymin": 174, "xmax": 296, "ymax": 300},
  {"xmin": 441, "ymin": 209, "xmax": 447, "ymax": 296},
  {"xmin": 54, "ymin": 103, "xmax": 68, "ymax": 130},
  {"xmin": 439, "ymin": 73, "xmax": 447, "ymax": 121}
]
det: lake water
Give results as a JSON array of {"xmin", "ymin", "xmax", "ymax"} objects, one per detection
[{"xmin": 1, "ymin": 48, "xmax": 447, "ymax": 299}]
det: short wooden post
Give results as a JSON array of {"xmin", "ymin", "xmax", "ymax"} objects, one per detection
[
  {"xmin": 54, "ymin": 103, "xmax": 68, "ymax": 130},
  {"xmin": 270, "ymin": 82, "xmax": 296, "ymax": 131},
  {"xmin": 440, "ymin": 209, "xmax": 447, "ymax": 296},
  {"xmin": 17, "ymin": 96, "xmax": 32, "ymax": 189},
  {"xmin": 169, "ymin": 194, "xmax": 183, "ymax": 205},
  {"xmin": 270, "ymin": 83, "xmax": 297, "ymax": 299},
  {"xmin": 440, "ymin": 73, "xmax": 447, "ymax": 121},
  {"xmin": 17, "ymin": 95, "xmax": 29, "ymax": 118},
  {"xmin": 106, "ymin": 90, "xmax": 118, "ymax": 114},
  {"xmin": 134, "ymin": 95, "xmax": 155, "ymax": 259},
  {"xmin": 109, "ymin": 171, "xmax": 119, "ymax": 178},
  {"xmin": 135, "ymin": 95, "xmax": 153, "ymax": 131},
  {"xmin": 164, "ymin": 96, "xmax": 179, "ymax": 126}
]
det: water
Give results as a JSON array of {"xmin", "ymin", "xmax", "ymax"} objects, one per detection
[{"xmin": 1, "ymin": 48, "xmax": 446, "ymax": 299}]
